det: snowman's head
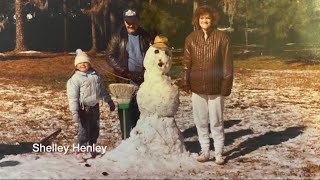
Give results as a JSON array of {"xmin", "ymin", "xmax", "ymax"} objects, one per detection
[{"xmin": 144, "ymin": 45, "xmax": 172, "ymax": 74}]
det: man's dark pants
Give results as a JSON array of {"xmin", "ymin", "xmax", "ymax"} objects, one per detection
[{"xmin": 118, "ymin": 95, "xmax": 140, "ymax": 139}]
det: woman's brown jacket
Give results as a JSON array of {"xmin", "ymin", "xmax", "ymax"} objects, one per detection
[{"xmin": 182, "ymin": 28, "xmax": 233, "ymax": 96}]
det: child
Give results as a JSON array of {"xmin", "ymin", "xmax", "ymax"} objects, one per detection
[{"xmin": 67, "ymin": 49, "xmax": 115, "ymax": 161}]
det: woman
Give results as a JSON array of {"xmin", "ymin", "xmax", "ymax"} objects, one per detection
[{"xmin": 181, "ymin": 5, "xmax": 233, "ymax": 165}]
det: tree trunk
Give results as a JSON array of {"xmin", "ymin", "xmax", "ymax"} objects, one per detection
[
  {"xmin": 193, "ymin": 0, "xmax": 198, "ymax": 12},
  {"xmin": 110, "ymin": 10, "xmax": 116, "ymax": 36},
  {"xmin": 89, "ymin": 0, "xmax": 98, "ymax": 54},
  {"xmin": 104, "ymin": 5, "xmax": 111, "ymax": 49},
  {"xmin": 245, "ymin": 0, "xmax": 248, "ymax": 49},
  {"xmin": 193, "ymin": 0, "xmax": 198, "ymax": 30},
  {"xmin": 15, "ymin": 0, "xmax": 27, "ymax": 51},
  {"xmin": 63, "ymin": 0, "xmax": 68, "ymax": 53},
  {"xmin": 89, "ymin": 15, "xmax": 97, "ymax": 54}
]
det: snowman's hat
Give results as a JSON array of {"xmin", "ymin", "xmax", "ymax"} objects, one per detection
[{"xmin": 152, "ymin": 35, "xmax": 172, "ymax": 50}]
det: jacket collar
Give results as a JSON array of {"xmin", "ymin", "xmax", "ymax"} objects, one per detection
[{"xmin": 199, "ymin": 26, "xmax": 216, "ymax": 36}]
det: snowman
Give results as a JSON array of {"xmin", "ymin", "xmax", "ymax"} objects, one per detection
[
  {"xmin": 136, "ymin": 35, "xmax": 179, "ymax": 118},
  {"xmin": 105, "ymin": 36, "xmax": 185, "ymax": 160}
]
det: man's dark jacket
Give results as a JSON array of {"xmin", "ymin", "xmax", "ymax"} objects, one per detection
[{"xmin": 106, "ymin": 26, "xmax": 151, "ymax": 85}]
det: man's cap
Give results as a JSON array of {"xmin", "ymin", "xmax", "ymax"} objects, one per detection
[{"xmin": 123, "ymin": 8, "xmax": 139, "ymax": 21}]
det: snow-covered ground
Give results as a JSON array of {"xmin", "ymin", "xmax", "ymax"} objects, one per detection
[{"xmin": 0, "ymin": 69, "xmax": 320, "ymax": 179}]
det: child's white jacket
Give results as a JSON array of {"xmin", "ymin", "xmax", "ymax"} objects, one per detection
[{"xmin": 67, "ymin": 68, "xmax": 112, "ymax": 114}]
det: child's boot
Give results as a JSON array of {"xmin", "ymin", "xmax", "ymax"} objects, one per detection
[{"xmin": 75, "ymin": 151, "xmax": 85, "ymax": 163}]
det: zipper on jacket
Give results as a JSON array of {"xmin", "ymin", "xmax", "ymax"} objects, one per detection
[
  {"xmin": 201, "ymin": 57, "xmax": 206, "ymax": 93},
  {"xmin": 201, "ymin": 36, "xmax": 206, "ymax": 93}
]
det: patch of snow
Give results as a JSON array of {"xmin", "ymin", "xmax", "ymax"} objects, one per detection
[
  {"xmin": 18, "ymin": 51, "xmax": 41, "ymax": 54},
  {"xmin": 0, "ymin": 69, "xmax": 320, "ymax": 178}
]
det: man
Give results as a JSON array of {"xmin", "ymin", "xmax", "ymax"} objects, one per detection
[
  {"xmin": 182, "ymin": 5, "xmax": 233, "ymax": 165},
  {"xmin": 106, "ymin": 8, "xmax": 151, "ymax": 140}
]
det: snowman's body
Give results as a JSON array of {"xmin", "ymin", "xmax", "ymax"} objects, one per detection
[
  {"xmin": 137, "ymin": 46, "xmax": 179, "ymax": 118},
  {"xmin": 105, "ymin": 41, "xmax": 185, "ymax": 166}
]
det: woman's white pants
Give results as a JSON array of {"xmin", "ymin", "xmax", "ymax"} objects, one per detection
[{"xmin": 192, "ymin": 93, "xmax": 224, "ymax": 156}]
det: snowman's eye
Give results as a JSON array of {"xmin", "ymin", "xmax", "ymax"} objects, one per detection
[
  {"xmin": 165, "ymin": 50, "xmax": 170, "ymax": 56},
  {"xmin": 154, "ymin": 50, "xmax": 159, "ymax": 54}
]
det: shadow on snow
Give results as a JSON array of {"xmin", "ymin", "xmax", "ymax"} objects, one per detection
[
  {"xmin": 0, "ymin": 142, "xmax": 35, "ymax": 167},
  {"xmin": 224, "ymin": 126, "xmax": 305, "ymax": 162},
  {"xmin": 183, "ymin": 119, "xmax": 249, "ymax": 153},
  {"xmin": 182, "ymin": 119, "xmax": 305, "ymax": 161},
  {"xmin": 0, "ymin": 160, "xmax": 20, "ymax": 167}
]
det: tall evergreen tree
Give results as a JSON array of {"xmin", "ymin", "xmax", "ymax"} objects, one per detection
[{"xmin": 14, "ymin": 0, "xmax": 48, "ymax": 52}]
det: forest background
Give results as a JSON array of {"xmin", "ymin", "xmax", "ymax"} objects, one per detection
[{"xmin": 1, "ymin": 0, "xmax": 320, "ymax": 59}]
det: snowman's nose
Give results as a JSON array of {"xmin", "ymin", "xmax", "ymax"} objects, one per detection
[{"xmin": 158, "ymin": 60, "xmax": 163, "ymax": 67}]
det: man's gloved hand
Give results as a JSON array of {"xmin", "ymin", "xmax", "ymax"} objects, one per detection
[
  {"xmin": 108, "ymin": 100, "xmax": 116, "ymax": 111},
  {"xmin": 122, "ymin": 70, "xmax": 143, "ymax": 85},
  {"xmin": 130, "ymin": 72, "xmax": 143, "ymax": 84},
  {"xmin": 72, "ymin": 113, "xmax": 80, "ymax": 122},
  {"xmin": 121, "ymin": 69, "xmax": 131, "ymax": 78},
  {"xmin": 177, "ymin": 79, "xmax": 191, "ymax": 93}
]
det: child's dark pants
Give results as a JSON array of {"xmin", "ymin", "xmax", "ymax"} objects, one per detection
[{"xmin": 77, "ymin": 104, "xmax": 100, "ymax": 147}]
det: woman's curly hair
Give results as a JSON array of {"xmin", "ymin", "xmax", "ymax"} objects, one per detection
[{"xmin": 192, "ymin": 5, "xmax": 219, "ymax": 29}]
